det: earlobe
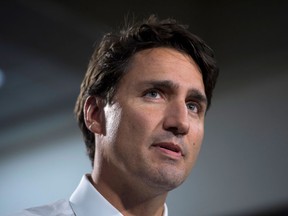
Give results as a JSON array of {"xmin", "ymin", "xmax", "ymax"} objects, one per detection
[{"xmin": 83, "ymin": 96, "xmax": 105, "ymax": 134}]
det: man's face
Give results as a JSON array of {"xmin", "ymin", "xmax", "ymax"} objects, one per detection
[{"xmin": 98, "ymin": 47, "xmax": 207, "ymax": 192}]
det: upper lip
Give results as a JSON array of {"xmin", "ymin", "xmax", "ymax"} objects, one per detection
[{"xmin": 152, "ymin": 142, "xmax": 184, "ymax": 156}]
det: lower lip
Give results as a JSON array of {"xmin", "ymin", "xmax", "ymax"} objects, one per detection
[{"xmin": 153, "ymin": 146, "xmax": 182, "ymax": 159}]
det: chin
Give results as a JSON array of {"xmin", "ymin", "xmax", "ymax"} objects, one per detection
[{"xmin": 145, "ymin": 168, "xmax": 187, "ymax": 192}]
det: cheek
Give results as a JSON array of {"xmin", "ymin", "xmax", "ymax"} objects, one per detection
[
  {"xmin": 188, "ymin": 122, "xmax": 204, "ymax": 160},
  {"xmin": 120, "ymin": 105, "xmax": 157, "ymax": 138},
  {"xmin": 112, "ymin": 106, "xmax": 157, "ymax": 164},
  {"xmin": 103, "ymin": 103, "xmax": 123, "ymax": 145},
  {"xmin": 196, "ymin": 123, "xmax": 204, "ymax": 147},
  {"xmin": 192, "ymin": 119, "xmax": 204, "ymax": 144}
]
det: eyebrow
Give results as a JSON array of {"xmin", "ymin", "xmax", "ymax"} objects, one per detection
[
  {"xmin": 188, "ymin": 89, "xmax": 208, "ymax": 106},
  {"xmin": 140, "ymin": 80, "xmax": 207, "ymax": 106}
]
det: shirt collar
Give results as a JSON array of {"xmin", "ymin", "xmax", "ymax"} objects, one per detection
[{"xmin": 69, "ymin": 174, "xmax": 168, "ymax": 216}]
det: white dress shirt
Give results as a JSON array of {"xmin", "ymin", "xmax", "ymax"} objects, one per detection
[
  {"xmin": 10, "ymin": 174, "xmax": 168, "ymax": 216},
  {"xmin": 70, "ymin": 174, "xmax": 168, "ymax": 216}
]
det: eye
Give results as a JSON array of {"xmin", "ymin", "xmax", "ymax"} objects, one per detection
[
  {"xmin": 186, "ymin": 102, "xmax": 199, "ymax": 113},
  {"xmin": 144, "ymin": 89, "xmax": 161, "ymax": 99}
]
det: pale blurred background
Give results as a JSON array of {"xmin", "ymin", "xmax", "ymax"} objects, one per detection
[{"xmin": 0, "ymin": 1, "xmax": 288, "ymax": 215}]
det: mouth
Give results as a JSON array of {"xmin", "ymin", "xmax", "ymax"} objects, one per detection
[{"xmin": 152, "ymin": 142, "xmax": 184, "ymax": 158}]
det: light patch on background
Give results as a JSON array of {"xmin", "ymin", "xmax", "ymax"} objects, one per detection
[
  {"xmin": 0, "ymin": 135, "xmax": 90, "ymax": 216},
  {"xmin": 0, "ymin": 68, "xmax": 5, "ymax": 88}
]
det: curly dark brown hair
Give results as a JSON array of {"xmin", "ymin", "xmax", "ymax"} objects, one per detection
[{"xmin": 74, "ymin": 15, "xmax": 219, "ymax": 166}]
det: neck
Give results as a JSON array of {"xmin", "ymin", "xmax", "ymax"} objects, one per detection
[{"xmin": 90, "ymin": 165, "xmax": 168, "ymax": 216}]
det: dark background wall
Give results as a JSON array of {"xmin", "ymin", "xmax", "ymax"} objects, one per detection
[{"xmin": 0, "ymin": 1, "xmax": 288, "ymax": 215}]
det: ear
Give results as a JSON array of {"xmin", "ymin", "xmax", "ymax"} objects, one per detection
[{"xmin": 83, "ymin": 96, "xmax": 105, "ymax": 135}]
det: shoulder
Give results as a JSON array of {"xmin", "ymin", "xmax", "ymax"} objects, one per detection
[{"xmin": 9, "ymin": 199, "xmax": 75, "ymax": 216}]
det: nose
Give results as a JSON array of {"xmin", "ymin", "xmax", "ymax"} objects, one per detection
[{"xmin": 163, "ymin": 100, "xmax": 190, "ymax": 136}]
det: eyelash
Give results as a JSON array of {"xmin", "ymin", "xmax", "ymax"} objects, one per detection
[
  {"xmin": 186, "ymin": 102, "xmax": 201, "ymax": 113},
  {"xmin": 143, "ymin": 89, "xmax": 162, "ymax": 99}
]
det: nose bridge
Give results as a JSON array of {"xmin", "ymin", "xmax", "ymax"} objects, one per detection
[{"xmin": 163, "ymin": 99, "xmax": 190, "ymax": 135}]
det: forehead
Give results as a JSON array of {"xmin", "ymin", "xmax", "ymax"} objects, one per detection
[
  {"xmin": 121, "ymin": 47, "xmax": 204, "ymax": 91},
  {"xmin": 130, "ymin": 47, "xmax": 199, "ymax": 70}
]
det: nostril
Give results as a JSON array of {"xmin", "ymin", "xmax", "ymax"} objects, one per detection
[
  {"xmin": 165, "ymin": 125, "xmax": 188, "ymax": 136},
  {"xmin": 168, "ymin": 127, "xmax": 179, "ymax": 135}
]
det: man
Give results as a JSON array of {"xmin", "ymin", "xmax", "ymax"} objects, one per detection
[{"xmin": 14, "ymin": 15, "xmax": 218, "ymax": 216}]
